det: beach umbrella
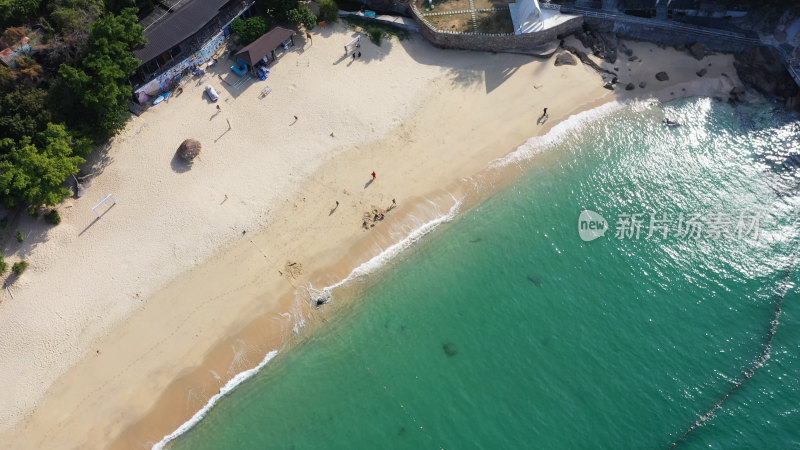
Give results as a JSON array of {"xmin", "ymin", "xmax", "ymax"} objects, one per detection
[{"xmin": 178, "ymin": 139, "xmax": 201, "ymax": 161}]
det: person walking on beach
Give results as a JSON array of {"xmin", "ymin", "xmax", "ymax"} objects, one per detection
[
  {"xmin": 358, "ymin": 51, "xmax": 362, "ymax": 58},
  {"xmin": 294, "ymin": 115, "xmax": 298, "ymax": 121},
  {"xmin": 371, "ymin": 171, "xmax": 376, "ymax": 179},
  {"xmin": 306, "ymin": 32, "xmax": 312, "ymax": 45},
  {"xmin": 543, "ymin": 107, "xmax": 548, "ymax": 117},
  {"xmin": 392, "ymin": 198, "xmax": 396, "ymax": 205},
  {"xmin": 352, "ymin": 53, "xmax": 356, "ymax": 61}
]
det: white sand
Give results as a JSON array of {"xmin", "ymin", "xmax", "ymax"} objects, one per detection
[{"xmin": 0, "ymin": 24, "xmax": 740, "ymax": 448}]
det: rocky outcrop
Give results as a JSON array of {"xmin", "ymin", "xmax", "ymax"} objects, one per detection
[
  {"xmin": 574, "ymin": 28, "xmax": 618, "ymax": 63},
  {"xmin": 625, "ymin": 83, "xmax": 635, "ymax": 91},
  {"xmin": 554, "ymin": 52, "xmax": 577, "ymax": 66},
  {"xmin": 562, "ymin": 44, "xmax": 618, "ymax": 79},
  {"xmin": 655, "ymin": 71, "xmax": 670, "ymax": 81},
  {"xmin": 734, "ymin": 46, "xmax": 800, "ymax": 111}
]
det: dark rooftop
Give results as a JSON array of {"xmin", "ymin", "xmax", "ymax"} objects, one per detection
[
  {"xmin": 133, "ymin": 0, "xmax": 231, "ymax": 65},
  {"xmin": 235, "ymin": 27, "xmax": 295, "ymax": 66}
]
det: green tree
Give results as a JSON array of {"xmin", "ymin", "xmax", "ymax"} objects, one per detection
[
  {"xmin": 0, "ymin": 88, "xmax": 52, "ymax": 141},
  {"xmin": 317, "ymin": 0, "xmax": 338, "ymax": 23},
  {"xmin": 0, "ymin": 254, "xmax": 7, "ymax": 275},
  {"xmin": 297, "ymin": 4, "xmax": 316, "ymax": 30},
  {"xmin": 0, "ymin": 123, "xmax": 85, "ymax": 209},
  {"xmin": 230, "ymin": 16, "xmax": 270, "ymax": 46},
  {"xmin": 284, "ymin": 4, "xmax": 315, "ymax": 29},
  {"xmin": 0, "ymin": 0, "xmax": 42, "ymax": 26},
  {"xmin": 56, "ymin": 7, "xmax": 144, "ymax": 140},
  {"xmin": 258, "ymin": 0, "xmax": 298, "ymax": 18},
  {"xmin": 49, "ymin": 0, "xmax": 104, "ymax": 33}
]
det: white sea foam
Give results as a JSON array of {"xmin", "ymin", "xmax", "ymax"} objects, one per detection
[
  {"xmin": 316, "ymin": 196, "xmax": 462, "ymax": 297},
  {"xmin": 151, "ymin": 350, "xmax": 279, "ymax": 450},
  {"xmin": 491, "ymin": 100, "xmax": 631, "ymax": 168},
  {"xmin": 154, "ymin": 197, "xmax": 461, "ymax": 448}
]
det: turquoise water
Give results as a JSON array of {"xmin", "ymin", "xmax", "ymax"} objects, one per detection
[{"xmin": 171, "ymin": 97, "xmax": 800, "ymax": 449}]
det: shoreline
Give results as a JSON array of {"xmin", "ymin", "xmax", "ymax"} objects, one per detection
[{"xmin": 0, "ymin": 26, "xmax": 742, "ymax": 449}]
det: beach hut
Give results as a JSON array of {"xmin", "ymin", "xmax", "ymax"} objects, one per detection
[
  {"xmin": 235, "ymin": 27, "xmax": 295, "ymax": 71},
  {"xmin": 178, "ymin": 138, "xmax": 201, "ymax": 161}
]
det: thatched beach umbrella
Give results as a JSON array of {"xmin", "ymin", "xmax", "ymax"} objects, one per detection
[{"xmin": 178, "ymin": 139, "xmax": 201, "ymax": 161}]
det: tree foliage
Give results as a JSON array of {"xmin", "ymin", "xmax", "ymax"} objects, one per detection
[
  {"xmin": 284, "ymin": 4, "xmax": 316, "ymax": 29},
  {"xmin": 0, "ymin": 2, "xmax": 144, "ymax": 211},
  {"xmin": 56, "ymin": 7, "xmax": 144, "ymax": 139},
  {"xmin": 0, "ymin": 0, "xmax": 42, "ymax": 26},
  {"xmin": 230, "ymin": 16, "xmax": 269, "ymax": 46},
  {"xmin": 0, "ymin": 123, "xmax": 86, "ymax": 209},
  {"xmin": 0, "ymin": 88, "xmax": 52, "ymax": 141},
  {"xmin": 317, "ymin": 0, "xmax": 338, "ymax": 23}
]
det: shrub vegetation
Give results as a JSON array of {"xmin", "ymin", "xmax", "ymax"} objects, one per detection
[{"xmin": 12, "ymin": 260, "xmax": 29, "ymax": 276}]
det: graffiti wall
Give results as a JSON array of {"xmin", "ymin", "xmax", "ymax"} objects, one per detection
[{"xmin": 135, "ymin": 32, "xmax": 227, "ymax": 102}]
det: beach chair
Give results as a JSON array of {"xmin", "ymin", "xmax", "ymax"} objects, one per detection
[{"xmin": 259, "ymin": 86, "xmax": 272, "ymax": 99}]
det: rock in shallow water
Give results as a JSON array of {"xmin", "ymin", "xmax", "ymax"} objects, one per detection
[
  {"xmin": 442, "ymin": 342, "xmax": 458, "ymax": 357},
  {"xmin": 655, "ymin": 71, "xmax": 670, "ymax": 81}
]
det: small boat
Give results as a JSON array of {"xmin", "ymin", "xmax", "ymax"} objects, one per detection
[
  {"xmin": 663, "ymin": 119, "xmax": 680, "ymax": 127},
  {"xmin": 152, "ymin": 92, "xmax": 170, "ymax": 105}
]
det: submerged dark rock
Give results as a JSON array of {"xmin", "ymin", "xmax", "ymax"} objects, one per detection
[
  {"xmin": 696, "ymin": 68, "xmax": 707, "ymax": 77},
  {"xmin": 442, "ymin": 342, "xmax": 458, "ymax": 357},
  {"xmin": 527, "ymin": 274, "xmax": 542, "ymax": 286},
  {"xmin": 655, "ymin": 71, "xmax": 670, "ymax": 81}
]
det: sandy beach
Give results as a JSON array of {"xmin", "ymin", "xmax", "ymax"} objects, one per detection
[{"xmin": 0, "ymin": 22, "xmax": 740, "ymax": 448}]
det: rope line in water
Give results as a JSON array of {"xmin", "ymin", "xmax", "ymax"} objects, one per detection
[{"xmin": 669, "ymin": 250, "xmax": 797, "ymax": 449}]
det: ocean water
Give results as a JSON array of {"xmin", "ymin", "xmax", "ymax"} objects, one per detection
[{"xmin": 169, "ymin": 97, "xmax": 800, "ymax": 449}]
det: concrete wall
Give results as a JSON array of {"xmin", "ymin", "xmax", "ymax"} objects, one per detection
[{"xmin": 410, "ymin": 4, "xmax": 583, "ymax": 52}]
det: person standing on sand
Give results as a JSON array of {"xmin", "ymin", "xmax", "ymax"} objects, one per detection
[
  {"xmin": 392, "ymin": 198, "xmax": 396, "ymax": 205},
  {"xmin": 358, "ymin": 51, "xmax": 361, "ymax": 58},
  {"xmin": 371, "ymin": 171, "xmax": 376, "ymax": 179},
  {"xmin": 306, "ymin": 32, "xmax": 312, "ymax": 45},
  {"xmin": 543, "ymin": 107, "xmax": 548, "ymax": 117}
]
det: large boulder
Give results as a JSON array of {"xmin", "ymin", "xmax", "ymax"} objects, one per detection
[
  {"xmin": 655, "ymin": 71, "xmax": 670, "ymax": 81},
  {"xmin": 639, "ymin": 81, "xmax": 647, "ymax": 88},
  {"xmin": 688, "ymin": 42, "xmax": 708, "ymax": 60},
  {"xmin": 625, "ymin": 83, "xmax": 635, "ymax": 91},
  {"xmin": 554, "ymin": 52, "xmax": 577, "ymax": 66}
]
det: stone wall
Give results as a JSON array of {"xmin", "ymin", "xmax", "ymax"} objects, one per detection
[
  {"xmin": 410, "ymin": 4, "xmax": 583, "ymax": 52},
  {"xmin": 582, "ymin": 16, "xmax": 756, "ymax": 53}
]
